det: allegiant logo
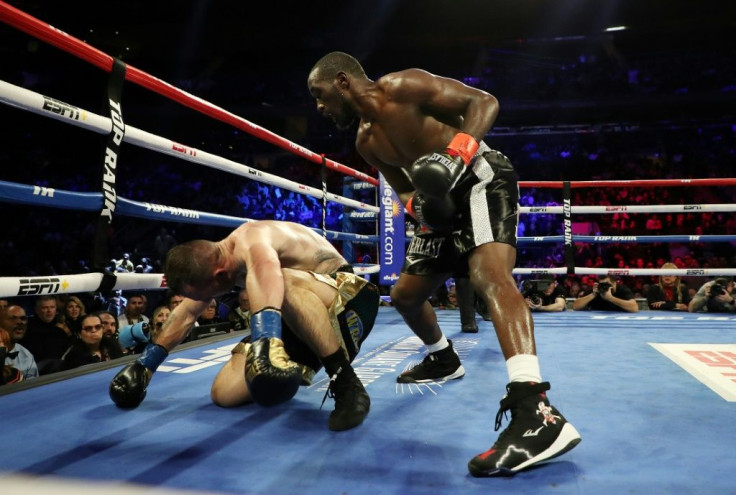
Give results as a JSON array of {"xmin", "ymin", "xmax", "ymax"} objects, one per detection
[{"xmin": 381, "ymin": 186, "xmax": 398, "ymax": 267}]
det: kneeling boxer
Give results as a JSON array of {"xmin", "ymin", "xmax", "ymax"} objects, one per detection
[
  {"xmin": 109, "ymin": 220, "xmax": 379, "ymax": 432},
  {"xmin": 212, "ymin": 268, "xmax": 377, "ymax": 430}
]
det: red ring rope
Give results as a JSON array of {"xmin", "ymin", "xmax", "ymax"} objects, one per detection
[{"xmin": 0, "ymin": 1, "xmax": 378, "ymax": 186}]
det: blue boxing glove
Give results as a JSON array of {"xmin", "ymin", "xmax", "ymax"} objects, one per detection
[
  {"xmin": 245, "ymin": 307, "xmax": 302, "ymax": 406},
  {"xmin": 109, "ymin": 343, "xmax": 168, "ymax": 408},
  {"xmin": 118, "ymin": 321, "xmax": 151, "ymax": 348},
  {"xmin": 406, "ymin": 192, "xmax": 457, "ymax": 232},
  {"xmin": 411, "ymin": 132, "xmax": 479, "ymax": 198}
]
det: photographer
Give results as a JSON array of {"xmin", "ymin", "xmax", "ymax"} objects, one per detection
[
  {"xmin": 520, "ymin": 274, "xmax": 567, "ymax": 312},
  {"xmin": 572, "ymin": 275, "xmax": 639, "ymax": 312},
  {"xmin": 688, "ymin": 277, "xmax": 735, "ymax": 313}
]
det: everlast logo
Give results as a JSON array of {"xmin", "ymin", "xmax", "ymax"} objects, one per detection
[
  {"xmin": 407, "ymin": 236, "xmax": 443, "ymax": 258},
  {"xmin": 563, "ymin": 199, "xmax": 572, "ymax": 246},
  {"xmin": 429, "ymin": 152, "xmax": 458, "ymax": 173},
  {"xmin": 18, "ymin": 277, "xmax": 62, "ymax": 296},
  {"xmin": 101, "ymin": 99, "xmax": 124, "ymax": 222},
  {"xmin": 42, "ymin": 96, "xmax": 83, "ymax": 120}
]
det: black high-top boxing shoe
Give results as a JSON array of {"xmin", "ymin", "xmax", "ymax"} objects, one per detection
[
  {"xmin": 468, "ymin": 381, "xmax": 581, "ymax": 477},
  {"xmin": 322, "ymin": 366, "xmax": 370, "ymax": 431},
  {"xmin": 397, "ymin": 339, "xmax": 465, "ymax": 383}
]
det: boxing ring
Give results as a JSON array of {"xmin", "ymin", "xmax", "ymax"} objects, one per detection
[{"xmin": 2, "ymin": 3, "xmax": 736, "ymax": 494}]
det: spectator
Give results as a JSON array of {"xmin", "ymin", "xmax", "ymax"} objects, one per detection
[
  {"xmin": 149, "ymin": 305, "xmax": 171, "ymax": 341},
  {"xmin": 0, "ymin": 305, "xmax": 38, "ymax": 379},
  {"xmin": 647, "ymin": 262, "xmax": 690, "ymax": 311},
  {"xmin": 688, "ymin": 277, "xmax": 735, "ymax": 313},
  {"xmin": 572, "ymin": 275, "xmax": 639, "ymax": 312},
  {"xmin": 197, "ymin": 298, "xmax": 225, "ymax": 326},
  {"xmin": 61, "ymin": 314, "xmax": 124, "ymax": 370},
  {"xmin": 117, "ymin": 293, "xmax": 149, "ymax": 328},
  {"xmin": 60, "ymin": 295, "xmax": 86, "ymax": 336},
  {"xmin": 115, "ymin": 253, "xmax": 135, "ymax": 273},
  {"xmin": 166, "ymin": 292, "xmax": 186, "ymax": 311},
  {"xmin": 227, "ymin": 288, "xmax": 251, "ymax": 336},
  {"xmin": 95, "ymin": 310, "xmax": 119, "ymax": 340},
  {"xmin": 106, "ymin": 290, "xmax": 127, "ymax": 317},
  {"xmin": 94, "ymin": 309, "xmax": 127, "ymax": 357},
  {"xmin": 20, "ymin": 295, "xmax": 73, "ymax": 374},
  {"xmin": 139, "ymin": 294, "xmax": 149, "ymax": 318},
  {"xmin": 0, "ymin": 328, "xmax": 23, "ymax": 386},
  {"xmin": 138, "ymin": 257, "xmax": 154, "ymax": 273}
]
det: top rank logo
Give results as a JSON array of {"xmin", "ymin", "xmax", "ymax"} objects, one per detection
[{"xmin": 17, "ymin": 277, "xmax": 67, "ymax": 296}]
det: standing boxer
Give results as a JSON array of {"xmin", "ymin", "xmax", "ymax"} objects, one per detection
[{"xmin": 308, "ymin": 52, "xmax": 580, "ymax": 475}]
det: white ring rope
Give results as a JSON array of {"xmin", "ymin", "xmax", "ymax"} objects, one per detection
[
  {"xmin": 2, "ymin": 265, "xmax": 732, "ymax": 299},
  {"xmin": 0, "ymin": 79, "xmax": 379, "ymax": 213},
  {"xmin": 520, "ymin": 204, "xmax": 736, "ymax": 214},
  {"xmin": 513, "ymin": 267, "xmax": 736, "ymax": 277},
  {"xmin": 0, "ymin": 266, "xmax": 381, "ymax": 299}
]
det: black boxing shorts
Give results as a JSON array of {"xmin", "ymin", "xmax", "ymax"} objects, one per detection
[
  {"xmin": 402, "ymin": 141, "xmax": 520, "ymax": 278},
  {"xmin": 311, "ymin": 270, "xmax": 379, "ymax": 361}
]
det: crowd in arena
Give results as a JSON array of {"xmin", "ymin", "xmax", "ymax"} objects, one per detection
[{"xmin": 2, "ymin": 33, "xmax": 735, "ymax": 385}]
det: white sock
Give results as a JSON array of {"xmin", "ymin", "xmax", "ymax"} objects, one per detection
[
  {"xmin": 506, "ymin": 354, "xmax": 542, "ymax": 383},
  {"xmin": 426, "ymin": 335, "xmax": 449, "ymax": 353}
]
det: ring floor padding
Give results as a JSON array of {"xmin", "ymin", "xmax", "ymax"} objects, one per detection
[{"xmin": 1, "ymin": 307, "xmax": 734, "ymax": 494}]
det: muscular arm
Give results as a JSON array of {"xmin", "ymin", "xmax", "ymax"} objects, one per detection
[
  {"xmin": 238, "ymin": 226, "xmax": 285, "ymax": 313},
  {"xmin": 378, "ymin": 165, "xmax": 415, "ymax": 205},
  {"xmin": 390, "ymin": 69, "xmax": 499, "ymax": 141},
  {"xmin": 155, "ymin": 298, "xmax": 209, "ymax": 350}
]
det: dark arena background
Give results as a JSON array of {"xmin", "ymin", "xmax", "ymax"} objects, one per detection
[{"xmin": 1, "ymin": 1, "xmax": 735, "ymax": 494}]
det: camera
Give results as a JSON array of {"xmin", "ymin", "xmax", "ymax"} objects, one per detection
[
  {"xmin": 597, "ymin": 281, "xmax": 613, "ymax": 294},
  {"xmin": 710, "ymin": 283, "xmax": 726, "ymax": 297},
  {"xmin": 521, "ymin": 279, "xmax": 552, "ymax": 305}
]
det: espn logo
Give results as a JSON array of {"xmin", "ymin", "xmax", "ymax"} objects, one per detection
[
  {"xmin": 18, "ymin": 277, "xmax": 62, "ymax": 296},
  {"xmin": 42, "ymin": 96, "xmax": 83, "ymax": 121}
]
